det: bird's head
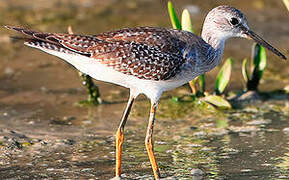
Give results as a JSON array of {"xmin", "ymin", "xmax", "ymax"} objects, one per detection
[{"xmin": 202, "ymin": 5, "xmax": 286, "ymax": 60}]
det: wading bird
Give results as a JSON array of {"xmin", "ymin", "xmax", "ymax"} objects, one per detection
[{"xmin": 4, "ymin": 5, "xmax": 286, "ymax": 179}]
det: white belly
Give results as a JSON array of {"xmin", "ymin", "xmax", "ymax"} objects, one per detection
[{"xmin": 31, "ymin": 46, "xmax": 189, "ymax": 101}]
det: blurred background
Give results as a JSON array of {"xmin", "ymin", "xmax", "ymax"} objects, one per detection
[{"xmin": 0, "ymin": 0, "xmax": 288, "ymax": 179}]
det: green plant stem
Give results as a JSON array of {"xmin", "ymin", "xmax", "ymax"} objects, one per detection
[
  {"xmin": 247, "ymin": 75, "xmax": 259, "ymax": 91},
  {"xmin": 80, "ymin": 73, "xmax": 102, "ymax": 105},
  {"xmin": 198, "ymin": 74, "xmax": 206, "ymax": 94}
]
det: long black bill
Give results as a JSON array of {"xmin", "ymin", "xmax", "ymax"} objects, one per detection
[{"xmin": 244, "ymin": 29, "xmax": 287, "ymax": 60}]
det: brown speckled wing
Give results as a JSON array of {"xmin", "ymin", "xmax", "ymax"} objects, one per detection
[
  {"xmin": 89, "ymin": 27, "xmax": 191, "ymax": 80},
  {"xmin": 94, "ymin": 27, "xmax": 187, "ymax": 55},
  {"xmin": 5, "ymin": 26, "xmax": 189, "ymax": 80}
]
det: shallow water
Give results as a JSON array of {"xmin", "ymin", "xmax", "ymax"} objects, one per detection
[
  {"xmin": 1, "ymin": 97, "xmax": 289, "ymax": 179},
  {"xmin": 0, "ymin": 0, "xmax": 288, "ymax": 179}
]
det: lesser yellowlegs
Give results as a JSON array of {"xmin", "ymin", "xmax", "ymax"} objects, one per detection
[{"xmin": 4, "ymin": 5, "xmax": 286, "ymax": 179}]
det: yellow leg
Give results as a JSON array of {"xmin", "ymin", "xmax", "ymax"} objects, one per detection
[
  {"xmin": 145, "ymin": 102, "xmax": 161, "ymax": 179},
  {"xmin": 115, "ymin": 95, "xmax": 135, "ymax": 178},
  {"xmin": 115, "ymin": 128, "xmax": 124, "ymax": 176}
]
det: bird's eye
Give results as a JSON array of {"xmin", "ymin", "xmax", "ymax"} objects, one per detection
[{"xmin": 230, "ymin": 17, "xmax": 239, "ymax": 26}]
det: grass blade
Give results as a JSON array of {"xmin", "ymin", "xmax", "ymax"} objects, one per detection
[
  {"xmin": 168, "ymin": 1, "xmax": 181, "ymax": 30},
  {"xmin": 215, "ymin": 58, "xmax": 233, "ymax": 94},
  {"xmin": 181, "ymin": 9, "xmax": 194, "ymax": 33},
  {"xmin": 241, "ymin": 58, "xmax": 250, "ymax": 84}
]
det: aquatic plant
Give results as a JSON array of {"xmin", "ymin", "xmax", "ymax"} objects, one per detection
[
  {"xmin": 241, "ymin": 0, "xmax": 289, "ymax": 92},
  {"xmin": 242, "ymin": 43, "xmax": 267, "ymax": 91},
  {"xmin": 168, "ymin": 1, "xmax": 181, "ymax": 30},
  {"xmin": 78, "ymin": 73, "xmax": 102, "ymax": 105},
  {"xmin": 215, "ymin": 58, "xmax": 233, "ymax": 95},
  {"xmin": 68, "ymin": 26, "xmax": 102, "ymax": 105}
]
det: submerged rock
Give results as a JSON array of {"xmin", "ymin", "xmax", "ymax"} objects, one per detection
[{"xmin": 191, "ymin": 168, "xmax": 204, "ymax": 180}]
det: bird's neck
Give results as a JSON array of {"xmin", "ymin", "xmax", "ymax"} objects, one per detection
[
  {"xmin": 199, "ymin": 29, "xmax": 228, "ymax": 71},
  {"xmin": 201, "ymin": 30, "xmax": 227, "ymax": 69},
  {"xmin": 201, "ymin": 30, "xmax": 226, "ymax": 52}
]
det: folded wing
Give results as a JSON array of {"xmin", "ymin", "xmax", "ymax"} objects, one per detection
[{"xmin": 5, "ymin": 26, "xmax": 193, "ymax": 80}]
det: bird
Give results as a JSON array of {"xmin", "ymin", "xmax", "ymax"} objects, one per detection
[{"xmin": 4, "ymin": 5, "xmax": 286, "ymax": 179}]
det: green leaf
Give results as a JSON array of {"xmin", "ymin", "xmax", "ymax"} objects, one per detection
[
  {"xmin": 203, "ymin": 95, "xmax": 231, "ymax": 109},
  {"xmin": 283, "ymin": 0, "xmax": 289, "ymax": 12},
  {"xmin": 168, "ymin": 1, "xmax": 181, "ymax": 30},
  {"xmin": 198, "ymin": 74, "xmax": 206, "ymax": 93},
  {"xmin": 254, "ymin": 44, "xmax": 266, "ymax": 72},
  {"xmin": 242, "ymin": 58, "xmax": 250, "ymax": 83},
  {"xmin": 251, "ymin": 43, "xmax": 267, "ymax": 83},
  {"xmin": 181, "ymin": 9, "xmax": 194, "ymax": 33},
  {"xmin": 215, "ymin": 58, "xmax": 233, "ymax": 94}
]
